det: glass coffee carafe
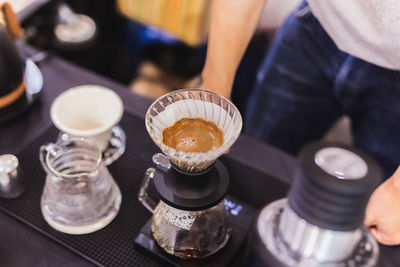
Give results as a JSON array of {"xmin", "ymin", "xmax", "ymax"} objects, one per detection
[
  {"xmin": 139, "ymin": 89, "xmax": 242, "ymax": 259},
  {"xmin": 140, "ymin": 155, "xmax": 232, "ymax": 259},
  {"xmin": 40, "ymin": 138, "xmax": 121, "ymax": 234}
]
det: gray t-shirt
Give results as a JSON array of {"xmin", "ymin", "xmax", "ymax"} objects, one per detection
[{"xmin": 307, "ymin": 0, "xmax": 400, "ymax": 70}]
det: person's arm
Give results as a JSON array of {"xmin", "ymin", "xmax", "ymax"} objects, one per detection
[
  {"xmin": 365, "ymin": 166, "xmax": 400, "ymax": 245},
  {"xmin": 201, "ymin": 0, "xmax": 267, "ymax": 98}
]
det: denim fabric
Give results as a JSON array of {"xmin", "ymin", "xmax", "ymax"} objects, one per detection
[{"xmin": 244, "ymin": 2, "xmax": 400, "ymax": 178}]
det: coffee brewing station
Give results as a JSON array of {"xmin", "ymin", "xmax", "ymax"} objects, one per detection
[
  {"xmin": 133, "ymin": 89, "xmax": 382, "ymax": 266},
  {"xmin": 0, "ymin": 73, "xmax": 384, "ymax": 265},
  {"xmin": 21, "ymin": 84, "xmax": 381, "ymax": 266}
]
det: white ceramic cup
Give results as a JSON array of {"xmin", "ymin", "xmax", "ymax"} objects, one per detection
[{"xmin": 50, "ymin": 85, "xmax": 124, "ymax": 152}]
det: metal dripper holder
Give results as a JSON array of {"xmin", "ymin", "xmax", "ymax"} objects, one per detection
[
  {"xmin": 248, "ymin": 142, "xmax": 382, "ymax": 267},
  {"xmin": 139, "ymin": 89, "xmax": 242, "ymax": 260}
]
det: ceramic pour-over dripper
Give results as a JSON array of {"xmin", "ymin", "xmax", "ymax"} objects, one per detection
[
  {"xmin": 145, "ymin": 89, "xmax": 242, "ymax": 172},
  {"xmin": 141, "ymin": 89, "xmax": 242, "ymax": 259}
]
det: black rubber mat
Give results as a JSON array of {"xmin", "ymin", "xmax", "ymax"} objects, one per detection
[{"xmin": 0, "ymin": 112, "xmax": 290, "ymax": 267}]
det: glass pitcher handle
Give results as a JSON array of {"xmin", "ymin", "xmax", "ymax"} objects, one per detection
[
  {"xmin": 39, "ymin": 143, "xmax": 57, "ymax": 175},
  {"xmin": 138, "ymin": 168, "xmax": 157, "ymax": 214}
]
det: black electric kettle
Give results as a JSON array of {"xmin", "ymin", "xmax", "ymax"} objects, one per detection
[
  {"xmin": 0, "ymin": 3, "xmax": 43, "ymax": 123},
  {"xmin": 0, "ymin": 3, "xmax": 25, "ymax": 114}
]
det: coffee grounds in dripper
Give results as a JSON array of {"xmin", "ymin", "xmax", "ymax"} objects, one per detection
[{"xmin": 162, "ymin": 118, "xmax": 224, "ymax": 153}]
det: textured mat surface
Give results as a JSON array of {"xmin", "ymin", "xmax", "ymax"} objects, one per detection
[{"xmin": 0, "ymin": 112, "xmax": 289, "ymax": 267}]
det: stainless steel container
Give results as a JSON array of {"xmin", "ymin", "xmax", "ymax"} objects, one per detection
[
  {"xmin": 247, "ymin": 142, "xmax": 382, "ymax": 267},
  {"xmin": 0, "ymin": 154, "xmax": 27, "ymax": 198}
]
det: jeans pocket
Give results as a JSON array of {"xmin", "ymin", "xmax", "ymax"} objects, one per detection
[{"xmin": 294, "ymin": 1, "xmax": 311, "ymax": 20}]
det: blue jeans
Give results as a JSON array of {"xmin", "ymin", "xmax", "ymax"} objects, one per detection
[{"xmin": 244, "ymin": 2, "xmax": 400, "ymax": 178}]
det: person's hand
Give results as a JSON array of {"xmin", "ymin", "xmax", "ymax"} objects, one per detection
[
  {"xmin": 198, "ymin": 0, "xmax": 266, "ymax": 100},
  {"xmin": 196, "ymin": 75, "xmax": 232, "ymax": 100},
  {"xmin": 365, "ymin": 166, "xmax": 400, "ymax": 245}
]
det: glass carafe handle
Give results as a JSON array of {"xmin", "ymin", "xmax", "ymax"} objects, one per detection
[
  {"xmin": 138, "ymin": 168, "xmax": 157, "ymax": 213},
  {"xmin": 39, "ymin": 143, "xmax": 58, "ymax": 175},
  {"xmin": 139, "ymin": 153, "xmax": 171, "ymax": 213}
]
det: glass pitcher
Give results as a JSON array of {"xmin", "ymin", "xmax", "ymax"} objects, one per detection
[
  {"xmin": 139, "ymin": 165, "xmax": 232, "ymax": 260},
  {"xmin": 40, "ymin": 138, "xmax": 121, "ymax": 234}
]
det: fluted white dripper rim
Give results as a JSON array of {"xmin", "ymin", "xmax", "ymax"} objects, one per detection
[{"xmin": 145, "ymin": 89, "xmax": 243, "ymax": 172}]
